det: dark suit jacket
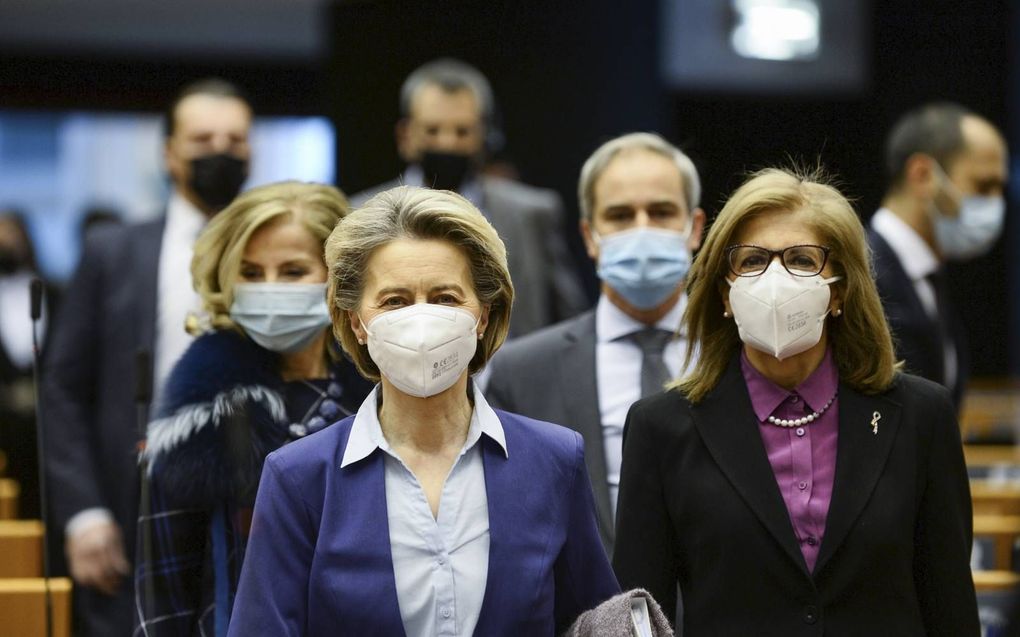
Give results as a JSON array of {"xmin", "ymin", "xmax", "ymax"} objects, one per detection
[
  {"xmin": 485, "ymin": 310, "xmax": 616, "ymax": 552},
  {"xmin": 42, "ymin": 219, "xmax": 163, "ymax": 636},
  {"xmin": 228, "ymin": 409, "xmax": 620, "ymax": 636},
  {"xmin": 868, "ymin": 228, "xmax": 968, "ymax": 407},
  {"xmin": 613, "ymin": 357, "xmax": 979, "ymax": 636},
  {"xmin": 353, "ymin": 175, "xmax": 590, "ymax": 337}
]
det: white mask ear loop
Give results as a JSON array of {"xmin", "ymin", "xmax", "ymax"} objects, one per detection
[
  {"xmin": 356, "ymin": 312, "xmax": 370, "ymax": 345},
  {"xmin": 472, "ymin": 311, "xmax": 483, "ymax": 339},
  {"xmin": 928, "ymin": 160, "xmax": 965, "ymax": 214},
  {"xmin": 819, "ymin": 275, "xmax": 842, "ymax": 320}
]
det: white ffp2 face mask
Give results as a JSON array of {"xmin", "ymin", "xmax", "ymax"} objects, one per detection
[
  {"xmin": 727, "ymin": 261, "xmax": 840, "ymax": 361},
  {"xmin": 363, "ymin": 304, "xmax": 479, "ymax": 398}
]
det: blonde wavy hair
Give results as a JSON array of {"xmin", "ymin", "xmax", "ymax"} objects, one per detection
[
  {"xmin": 676, "ymin": 167, "xmax": 899, "ymax": 403},
  {"xmin": 190, "ymin": 181, "xmax": 350, "ymax": 334},
  {"xmin": 324, "ymin": 185, "xmax": 514, "ymax": 382}
]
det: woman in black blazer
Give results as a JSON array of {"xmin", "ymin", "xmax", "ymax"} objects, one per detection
[{"xmin": 613, "ymin": 168, "xmax": 978, "ymax": 636}]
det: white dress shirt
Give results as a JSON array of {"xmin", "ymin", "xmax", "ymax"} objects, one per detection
[
  {"xmin": 154, "ymin": 191, "xmax": 207, "ymax": 404},
  {"xmin": 595, "ymin": 294, "xmax": 688, "ymax": 519},
  {"xmin": 871, "ymin": 207, "xmax": 957, "ymax": 388},
  {"xmin": 341, "ymin": 384, "xmax": 507, "ymax": 637}
]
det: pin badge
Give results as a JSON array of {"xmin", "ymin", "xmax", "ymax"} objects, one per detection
[{"xmin": 870, "ymin": 411, "xmax": 881, "ymax": 435}]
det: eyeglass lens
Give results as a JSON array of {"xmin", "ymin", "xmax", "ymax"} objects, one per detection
[{"xmin": 728, "ymin": 245, "xmax": 827, "ymax": 276}]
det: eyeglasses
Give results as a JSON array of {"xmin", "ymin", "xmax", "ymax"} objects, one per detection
[{"xmin": 725, "ymin": 244, "xmax": 831, "ymax": 277}]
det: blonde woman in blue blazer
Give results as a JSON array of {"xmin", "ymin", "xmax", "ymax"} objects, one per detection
[{"xmin": 229, "ymin": 186, "xmax": 619, "ymax": 635}]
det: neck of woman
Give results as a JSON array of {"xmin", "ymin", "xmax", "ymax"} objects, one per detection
[
  {"xmin": 278, "ymin": 329, "xmax": 330, "ymax": 382},
  {"xmin": 743, "ymin": 335, "xmax": 828, "ymax": 391},
  {"xmin": 378, "ymin": 374, "xmax": 473, "ymax": 454}
]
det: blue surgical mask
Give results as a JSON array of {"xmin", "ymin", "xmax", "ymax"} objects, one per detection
[
  {"xmin": 932, "ymin": 195, "xmax": 1006, "ymax": 261},
  {"xmin": 230, "ymin": 282, "xmax": 331, "ymax": 353},
  {"xmin": 596, "ymin": 227, "xmax": 692, "ymax": 310},
  {"xmin": 930, "ymin": 162, "xmax": 1006, "ymax": 261}
]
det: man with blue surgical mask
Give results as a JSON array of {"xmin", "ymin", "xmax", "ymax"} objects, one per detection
[
  {"xmin": 869, "ymin": 102, "xmax": 1009, "ymax": 408},
  {"xmin": 485, "ymin": 132, "xmax": 705, "ymax": 553}
]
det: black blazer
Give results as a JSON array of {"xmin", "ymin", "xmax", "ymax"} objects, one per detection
[
  {"xmin": 613, "ymin": 357, "xmax": 978, "ymax": 636},
  {"xmin": 41, "ymin": 219, "xmax": 163, "ymax": 636},
  {"xmin": 868, "ymin": 229, "xmax": 968, "ymax": 407}
]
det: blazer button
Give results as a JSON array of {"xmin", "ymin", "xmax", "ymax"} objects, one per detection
[{"xmin": 803, "ymin": 605, "xmax": 818, "ymax": 624}]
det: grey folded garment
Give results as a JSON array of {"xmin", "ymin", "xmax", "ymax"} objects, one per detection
[{"xmin": 567, "ymin": 588, "xmax": 674, "ymax": 637}]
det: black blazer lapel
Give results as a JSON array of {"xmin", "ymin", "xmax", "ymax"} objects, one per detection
[
  {"xmin": 814, "ymin": 382, "xmax": 902, "ymax": 574},
  {"xmin": 559, "ymin": 313, "xmax": 614, "ymax": 546},
  {"xmin": 133, "ymin": 219, "xmax": 165, "ymax": 356},
  {"xmin": 692, "ymin": 357, "xmax": 809, "ymax": 576}
]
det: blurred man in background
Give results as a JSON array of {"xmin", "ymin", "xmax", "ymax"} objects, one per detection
[
  {"xmin": 0, "ymin": 210, "xmax": 53, "ymax": 521},
  {"xmin": 42, "ymin": 78, "xmax": 252, "ymax": 635},
  {"xmin": 869, "ymin": 102, "xmax": 1008, "ymax": 408},
  {"xmin": 486, "ymin": 132, "xmax": 705, "ymax": 552},
  {"xmin": 353, "ymin": 58, "xmax": 588, "ymax": 337}
]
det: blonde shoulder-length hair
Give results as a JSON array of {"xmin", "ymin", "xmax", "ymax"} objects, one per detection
[
  {"xmin": 676, "ymin": 167, "xmax": 899, "ymax": 403},
  {"xmin": 190, "ymin": 180, "xmax": 350, "ymax": 334},
  {"xmin": 324, "ymin": 185, "xmax": 514, "ymax": 382}
]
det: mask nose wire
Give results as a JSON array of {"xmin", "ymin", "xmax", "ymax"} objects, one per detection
[{"xmin": 358, "ymin": 304, "xmax": 482, "ymax": 339}]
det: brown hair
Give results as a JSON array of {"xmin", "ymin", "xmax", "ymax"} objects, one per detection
[{"xmin": 676, "ymin": 167, "xmax": 899, "ymax": 402}]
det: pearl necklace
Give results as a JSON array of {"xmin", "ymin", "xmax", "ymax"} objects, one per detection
[{"xmin": 766, "ymin": 392, "xmax": 837, "ymax": 428}]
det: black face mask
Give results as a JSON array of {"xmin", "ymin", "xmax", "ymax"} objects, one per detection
[
  {"xmin": 419, "ymin": 151, "xmax": 473, "ymax": 192},
  {"xmin": 189, "ymin": 153, "xmax": 248, "ymax": 211},
  {"xmin": 0, "ymin": 248, "xmax": 25, "ymax": 275}
]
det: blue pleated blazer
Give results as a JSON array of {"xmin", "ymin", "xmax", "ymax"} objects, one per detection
[{"xmin": 227, "ymin": 408, "xmax": 620, "ymax": 636}]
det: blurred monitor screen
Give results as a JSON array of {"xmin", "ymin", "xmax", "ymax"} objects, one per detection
[
  {"xmin": 660, "ymin": 0, "xmax": 868, "ymax": 94},
  {"xmin": 0, "ymin": 110, "xmax": 335, "ymax": 281}
]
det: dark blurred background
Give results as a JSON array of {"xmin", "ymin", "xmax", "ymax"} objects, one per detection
[{"xmin": 0, "ymin": 0, "xmax": 1015, "ymax": 375}]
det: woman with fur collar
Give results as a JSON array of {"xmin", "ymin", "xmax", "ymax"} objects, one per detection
[{"xmin": 134, "ymin": 181, "xmax": 372, "ymax": 636}]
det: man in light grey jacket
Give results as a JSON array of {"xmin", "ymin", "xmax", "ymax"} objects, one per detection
[
  {"xmin": 486, "ymin": 133, "xmax": 705, "ymax": 553},
  {"xmin": 351, "ymin": 58, "xmax": 588, "ymax": 337}
]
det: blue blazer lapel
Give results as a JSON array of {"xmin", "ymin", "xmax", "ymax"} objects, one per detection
[
  {"xmin": 474, "ymin": 429, "xmax": 520, "ymax": 633},
  {"xmin": 333, "ymin": 450, "xmax": 406, "ymax": 636}
]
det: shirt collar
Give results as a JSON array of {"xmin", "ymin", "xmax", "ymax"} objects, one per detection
[
  {"xmin": 340, "ymin": 382, "xmax": 508, "ymax": 468},
  {"xmin": 871, "ymin": 207, "xmax": 939, "ymax": 281},
  {"xmin": 402, "ymin": 165, "xmax": 484, "ymax": 208},
  {"xmin": 595, "ymin": 292, "xmax": 686, "ymax": 344},
  {"xmin": 165, "ymin": 190, "xmax": 208, "ymax": 242},
  {"xmin": 739, "ymin": 347, "xmax": 839, "ymax": 422}
]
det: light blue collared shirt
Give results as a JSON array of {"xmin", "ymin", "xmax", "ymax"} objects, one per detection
[{"xmin": 341, "ymin": 384, "xmax": 508, "ymax": 637}]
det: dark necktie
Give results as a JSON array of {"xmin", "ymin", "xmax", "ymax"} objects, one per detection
[
  {"xmin": 926, "ymin": 268, "xmax": 953, "ymax": 383},
  {"xmin": 632, "ymin": 328, "xmax": 673, "ymax": 398}
]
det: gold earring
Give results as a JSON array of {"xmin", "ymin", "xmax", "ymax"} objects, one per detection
[{"xmin": 833, "ymin": 308, "xmax": 842, "ymax": 317}]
